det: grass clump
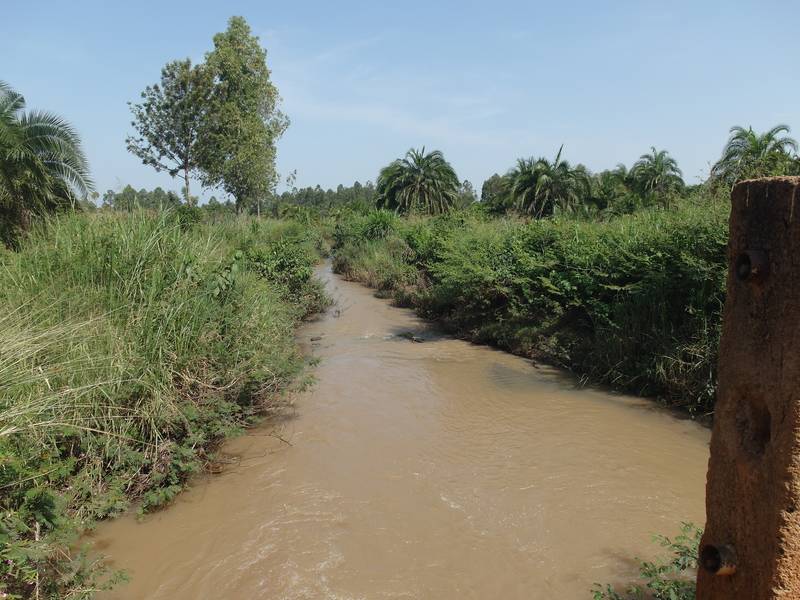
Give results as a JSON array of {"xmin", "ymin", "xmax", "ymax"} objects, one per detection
[
  {"xmin": 0, "ymin": 211, "xmax": 327, "ymax": 598},
  {"xmin": 333, "ymin": 193, "xmax": 728, "ymax": 414}
]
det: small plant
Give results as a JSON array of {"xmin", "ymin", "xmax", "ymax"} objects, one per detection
[{"xmin": 592, "ymin": 523, "xmax": 701, "ymax": 600}]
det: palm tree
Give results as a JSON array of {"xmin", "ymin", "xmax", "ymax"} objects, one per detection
[
  {"xmin": 588, "ymin": 164, "xmax": 632, "ymax": 211},
  {"xmin": 0, "ymin": 81, "xmax": 92, "ymax": 242},
  {"xmin": 376, "ymin": 148, "xmax": 459, "ymax": 215},
  {"xmin": 507, "ymin": 146, "xmax": 590, "ymax": 218},
  {"xmin": 630, "ymin": 147, "xmax": 684, "ymax": 199},
  {"xmin": 711, "ymin": 124, "xmax": 798, "ymax": 185}
]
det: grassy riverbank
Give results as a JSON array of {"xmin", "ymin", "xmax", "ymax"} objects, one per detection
[
  {"xmin": 333, "ymin": 191, "xmax": 728, "ymax": 415},
  {"xmin": 0, "ymin": 211, "xmax": 328, "ymax": 598}
]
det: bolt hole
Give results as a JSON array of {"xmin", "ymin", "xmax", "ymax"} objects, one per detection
[
  {"xmin": 700, "ymin": 544, "xmax": 737, "ymax": 576},
  {"xmin": 735, "ymin": 250, "xmax": 768, "ymax": 282},
  {"xmin": 700, "ymin": 545, "xmax": 722, "ymax": 573}
]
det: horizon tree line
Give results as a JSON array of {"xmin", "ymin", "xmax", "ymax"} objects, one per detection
[
  {"xmin": 3, "ymin": 37, "xmax": 800, "ymax": 239},
  {"xmin": 370, "ymin": 123, "xmax": 800, "ymax": 218}
]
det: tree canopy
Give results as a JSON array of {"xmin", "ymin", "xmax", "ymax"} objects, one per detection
[
  {"xmin": 711, "ymin": 124, "xmax": 799, "ymax": 185},
  {"xmin": 507, "ymin": 146, "xmax": 590, "ymax": 218},
  {"xmin": 480, "ymin": 173, "xmax": 512, "ymax": 214},
  {"xmin": 376, "ymin": 148, "xmax": 460, "ymax": 215},
  {"xmin": 101, "ymin": 185, "xmax": 182, "ymax": 211},
  {"xmin": 0, "ymin": 81, "xmax": 92, "ymax": 245},
  {"xmin": 127, "ymin": 59, "xmax": 211, "ymax": 205},
  {"xmin": 127, "ymin": 16, "xmax": 288, "ymax": 212},
  {"xmin": 197, "ymin": 16, "xmax": 289, "ymax": 212},
  {"xmin": 630, "ymin": 147, "xmax": 684, "ymax": 199},
  {"xmin": 480, "ymin": 145, "xmax": 692, "ymax": 218}
]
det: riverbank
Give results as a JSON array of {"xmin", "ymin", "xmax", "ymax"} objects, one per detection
[
  {"xmin": 332, "ymin": 196, "xmax": 728, "ymax": 416},
  {"xmin": 0, "ymin": 212, "xmax": 328, "ymax": 598}
]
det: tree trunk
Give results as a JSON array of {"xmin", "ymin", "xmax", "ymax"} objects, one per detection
[{"xmin": 183, "ymin": 166, "xmax": 192, "ymax": 207}]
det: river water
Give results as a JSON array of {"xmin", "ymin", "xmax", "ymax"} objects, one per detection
[{"xmin": 94, "ymin": 265, "xmax": 710, "ymax": 599}]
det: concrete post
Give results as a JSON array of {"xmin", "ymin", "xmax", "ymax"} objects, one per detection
[{"xmin": 697, "ymin": 176, "xmax": 800, "ymax": 599}]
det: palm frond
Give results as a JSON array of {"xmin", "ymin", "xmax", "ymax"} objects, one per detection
[{"xmin": 0, "ymin": 83, "xmax": 93, "ymax": 241}]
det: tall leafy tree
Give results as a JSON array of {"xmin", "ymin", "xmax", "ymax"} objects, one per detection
[
  {"xmin": 198, "ymin": 16, "xmax": 289, "ymax": 212},
  {"xmin": 457, "ymin": 179, "xmax": 477, "ymax": 208},
  {"xmin": 508, "ymin": 146, "xmax": 590, "ymax": 218},
  {"xmin": 376, "ymin": 148, "xmax": 460, "ymax": 215},
  {"xmin": 710, "ymin": 124, "xmax": 799, "ymax": 185},
  {"xmin": 630, "ymin": 147, "xmax": 684, "ymax": 199},
  {"xmin": 127, "ymin": 59, "xmax": 211, "ymax": 205},
  {"xmin": 480, "ymin": 173, "xmax": 513, "ymax": 214},
  {"xmin": 0, "ymin": 81, "xmax": 92, "ymax": 244}
]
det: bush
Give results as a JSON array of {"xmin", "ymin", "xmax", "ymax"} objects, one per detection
[
  {"xmin": 333, "ymin": 209, "xmax": 399, "ymax": 248},
  {"xmin": 0, "ymin": 211, "xmax": 327, "ymax": 597}
]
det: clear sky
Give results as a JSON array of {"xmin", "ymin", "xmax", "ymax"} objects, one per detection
[{"xmin": 3, "ymin": 0, "xmax": 798, "ymax": 200}]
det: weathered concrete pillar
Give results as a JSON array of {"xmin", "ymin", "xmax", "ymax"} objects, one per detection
[{"xmin": 697, "ymin": 176, "xmax": 800, "ymax": 599}]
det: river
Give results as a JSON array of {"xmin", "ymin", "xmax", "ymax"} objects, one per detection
[{"xmin": 94, "ymin": 264, "xmax": 710, "ymax": 599}]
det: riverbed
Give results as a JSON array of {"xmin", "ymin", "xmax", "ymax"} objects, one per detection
[{"xmin": 94, "ymin": 264, "xmax": 710, "ymax": 599}]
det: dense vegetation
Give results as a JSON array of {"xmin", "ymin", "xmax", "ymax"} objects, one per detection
[
  {"xmin": 1, "ymin": 32, "xmax": 311, "ymax": 596},
  {"xmin": 98, "ymin": 185, "xmax": 183, "ymax": 211},
  {"xmin": 710, "ymin": 124, "xmax": 798, "ymax": 186},
  {"xmin": 0, "ymin": 212, "xmax": 327, "ymax": 597},
  {"xmin": 333, "ymin": 192, "xmax": 727, "ymax": 414},
  {"xmin": 326, "ymin": 122, "xmax": 800, "ymax": 418},
  {"xmin": 505, "ymin": 146, "xmax": 591, "ymax": 217},
  {"xmin": 2, "ymin": 16, "xmax": 311, "ymax": 598}
]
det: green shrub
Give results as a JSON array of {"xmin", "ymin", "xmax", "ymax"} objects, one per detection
[{"xmin": 333, "ymin": 209, "xmax": 398, "ymax": 248}]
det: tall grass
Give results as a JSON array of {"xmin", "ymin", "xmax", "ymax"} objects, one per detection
[
  {"xmin": 0, "ymin": 211, "xmax": 327, "ymax": 598},
  {"xmin": 333, "ymin": 194, "xmax": 728, "ymax": 413}
]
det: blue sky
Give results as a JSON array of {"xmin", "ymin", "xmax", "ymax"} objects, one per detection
[{"xmin": 3, "ymin": 1, "xmax": 798, "ymax": 200}]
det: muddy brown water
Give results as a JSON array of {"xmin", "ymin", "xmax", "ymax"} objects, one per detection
[{"xmin": 94, "ymin": 265, "xmax": 710, "ymax": 599}]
